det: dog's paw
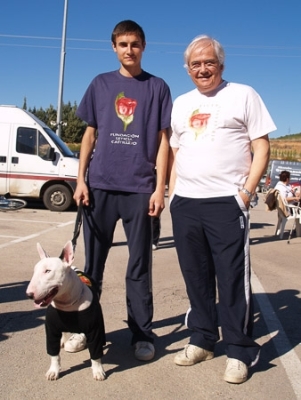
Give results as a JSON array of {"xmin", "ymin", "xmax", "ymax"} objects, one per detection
[
  {"xmin": 91, "ymin": 359, "xmax": 106, "ymax": 381},
  {"xmin": 93, "ymin": 370, "xmax": 106, "ymax": 381},
  {"xmin": 46, "ymin": 355, "xmax": 61, "ymax": 381},
  {"xmin": 45, "ymin": 369, "xmax": 60, "ymax": 381}
]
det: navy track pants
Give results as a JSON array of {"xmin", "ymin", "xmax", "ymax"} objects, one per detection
[
  {"xmin": 170, "ymin": 194, "xmax": 260, "ymax": 366},
  {"xmin": 83, "ymin": 188, "xmax": 154, "ymax": 345}
]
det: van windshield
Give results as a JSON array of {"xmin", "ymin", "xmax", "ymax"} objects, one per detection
[{"xmin": 44, "ymin": 128, "xmax": 75, "ymax": 157}]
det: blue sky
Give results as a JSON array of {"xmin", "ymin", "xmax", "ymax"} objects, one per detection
[{"xmin": 0, "ymin": 0, "xmax": 300, "ymax": 138}]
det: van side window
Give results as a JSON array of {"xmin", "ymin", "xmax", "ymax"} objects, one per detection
[
  {"xmin": 38, "ymin": 132, "xmax": 52, "ymax": 159},
  {"xmin": 16, "ymin": 128, "xmax": 37, "ymax": 155}
]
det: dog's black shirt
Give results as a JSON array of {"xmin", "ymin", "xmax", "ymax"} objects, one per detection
[{"xmin": 45, "ymin": 271, "xmax": 105, "ymax": 359}]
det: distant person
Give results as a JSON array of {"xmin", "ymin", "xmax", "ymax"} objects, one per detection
[
  {"xmin": 169, "ymin": 34, "xmax": 276, "ymax": 384},
  {"xmin": 69, "ymin": 20, "xmax": 172, "ymax": 362},
  {"xmin": 152, "ymin": 216, "xmax": 161, "ymax": 250},
  {"xmin": 274, "ymin": 170, "xmax": 300, "ymax": 205}
]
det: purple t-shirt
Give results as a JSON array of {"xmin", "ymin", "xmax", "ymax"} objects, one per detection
[{"xmin": 77, "ymin": 70, "xmax": 172, "ymax": 193}]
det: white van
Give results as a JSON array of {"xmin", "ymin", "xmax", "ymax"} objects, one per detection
[
  {"xmin": 263, "ymin": 159, "xmax": 301, "ymax": 192},
  {"xmin": 0, "ymin": 105, "xmax": 79, "ymax": 211}
]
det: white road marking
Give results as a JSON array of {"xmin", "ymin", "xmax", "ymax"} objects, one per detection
[
  {"xmin": 0, "ymin": 218, "xmax": 75, "ymax": 225},
  {"xmin": 252, "ymin": 269, "xmax": 301, "ymax": 399},
  {"xmin": 0, "ymin": 235, "xmax": 22, "ymax": 238},
  {"xmin": 0, "ymin": 221, "xmax": 74, "ymax": 249}
]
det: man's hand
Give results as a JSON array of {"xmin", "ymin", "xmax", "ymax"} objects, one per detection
[
  {"xmin": 239, "ymin": 190, "xmax": 251, "ymax": 208},
  {"xmin": 148, "ymin": 190, "xmax": 165, "ymax": 217},
  {"xmin": 73, "ymin": 181, "xmax": 89, "ymax": 206}
]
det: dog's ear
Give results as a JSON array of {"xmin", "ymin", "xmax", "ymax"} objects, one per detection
[
  {"xmin": 37, "ymin": 243, "xmax": 49, "ymax": 259},
  {"xmin": 59, "ymin": 240, "xmax": 74, "ymax": 266}
]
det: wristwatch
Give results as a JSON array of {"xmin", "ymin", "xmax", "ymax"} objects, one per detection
[{"xmin": 240, "ymin": 188, "xmax": 253, "ymax": 199}]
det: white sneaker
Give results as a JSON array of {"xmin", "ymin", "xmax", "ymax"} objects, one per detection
[
  {"xmin": 174, "ymin": 344, "xmax": 214, "ymax": 366},
  {"xmin": 134, "ymin": 341, "xmax": 155, "ymax": 361},
  {"xmin": 64, "ymin": 333, "xmax": 87, "ymax": 353},
  {"xmin": 224, "ymin": 358, "xmax": 248, "ymax": 384}
]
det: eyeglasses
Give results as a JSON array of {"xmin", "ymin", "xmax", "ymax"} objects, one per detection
[{"xmin": 188, "ymin": 60, "xmax": 219, "ymax": 72}]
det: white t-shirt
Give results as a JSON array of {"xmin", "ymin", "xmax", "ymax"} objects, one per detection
[
  {"xmin": 274, "ymin": 181, "xmax": 294, "ymax": 200},
  {"xmin": 170, "ymin": 81, "xmax": 276, "ymax": 198}
]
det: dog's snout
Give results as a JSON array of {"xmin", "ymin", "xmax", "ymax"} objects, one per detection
[{"xmin": 26, "ymin": 292, "xmax": 34, "ymax": 299}]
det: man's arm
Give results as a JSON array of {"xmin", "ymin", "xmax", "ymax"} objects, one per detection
[
  {"xmin": 168, "ymin": 146, "xmax": 178, "ymax": 198},
  {"xmin": 73, "ymin": 126, "xmax": 97, "ymax": 206},
  {"xmin": 148, "ymin": 128, "xmax": 170, "ymax": 217},
  {"xmin": 240, "ymin": 134, "xmax": 270, "ymax": 205}
]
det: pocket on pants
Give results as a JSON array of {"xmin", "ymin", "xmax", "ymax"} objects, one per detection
[
  {"xmin": 234, "ymin": 193, "xmax": 248, "ymax": 212},
  {"xmin": 169, "ymin": 192, "xmax": 175, "ymax": 207}
]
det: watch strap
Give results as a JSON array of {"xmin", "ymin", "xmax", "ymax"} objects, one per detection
[{"xmin": 240, "ymin": 188, "xmax": 253, "ymax": 198}]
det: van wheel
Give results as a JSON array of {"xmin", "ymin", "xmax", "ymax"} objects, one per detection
[{"xmin": 43, "ymin": 184, "xmax": 73, "ymax": 212}]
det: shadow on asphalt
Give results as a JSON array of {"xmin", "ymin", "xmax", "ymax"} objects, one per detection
[
  {"xmin": 250, "ymin": 222, "xmax": 274, "ymax": 229},
  {"xmin": 1, "ymin": 275, "xmax": 300, "ymax": 379},
  {"xmin": 21, "ymin": 199, "xmax": 78, "ymax": 213},
  {"xmin": 251, "ymin": 289, "xmax": 301, "ymax": 377},
  {"xmin": 250, "ymin": 233, "xmax": 300, "ymax": 245},
  {"xmin": 0, "ymin": 308, "xmax": 45, "ymax": 343},
  {"xmin": 0, "ymin": 280, "xmax": 46, "ymax": 342},
  {"xmin": 112, "ymin": 236, "xmax": 175, "ymax": 249}
]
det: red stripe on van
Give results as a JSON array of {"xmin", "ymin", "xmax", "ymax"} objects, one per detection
[{"xmin": 0, "ymin": 173, "xmax": 76, "ymax": 181}]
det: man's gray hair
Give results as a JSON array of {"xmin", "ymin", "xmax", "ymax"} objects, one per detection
[{"xmin": 184, "ymin": 35, "xmax": 225, "ymax": 69}]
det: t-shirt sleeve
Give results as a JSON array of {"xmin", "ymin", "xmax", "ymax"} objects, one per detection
[
  {"xmin": 170, "ymin": 98, "xmax": 181, "ymax": 148},
  {"xmin": 160, "ymin": 83, "xmax": 173, "ymax": 130},
  {"xmin": 76, "ymin": 81, "xmax": 98, "ymax": 128},
  {"xmin": 246, "ymin": 88, "xmax": 277, "ymax": 140}
]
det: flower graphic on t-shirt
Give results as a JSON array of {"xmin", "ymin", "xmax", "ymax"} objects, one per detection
[
  {"xmin": 115, "ymin": 92, "xmax": 137, "ymax": 131},
  {"xmin": 189, "ymin": 110, "xmax": 211, "ymax": 139}
]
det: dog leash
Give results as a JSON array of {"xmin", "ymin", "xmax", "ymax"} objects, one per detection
[{"xmin": 71, "ymin": 200, "xmax": 83, "ymax": 253}]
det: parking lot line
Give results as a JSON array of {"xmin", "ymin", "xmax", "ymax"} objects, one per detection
[
  {"xmin": 0, "ymin": 235, "xmax": 22, "ymax": 238},
  {"xmin": 0, "ymin": 220, "xmax": 74, "ymax": 249},
  {"xmin": 0, "ymin": 217, "xmax": 73, "ymax": 225},
  {"xmin": 252, "ymin": 269, "xmax": 301, "ymax": 399}
]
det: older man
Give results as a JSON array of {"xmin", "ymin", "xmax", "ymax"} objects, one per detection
[{"xmin": 169, "ymin": 35, "xmax": 276, "ymax": 384}]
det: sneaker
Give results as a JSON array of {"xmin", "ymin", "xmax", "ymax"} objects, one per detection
[
  {"xmin": 224, "ymin": 358, "xmax": 248, "ymax": 384},
  {"xmin": 134, "ymin": 341, "xmax": 155, "ymax": 361},
  {"xmin": 64, "ymin": 333, "xmax": 87, "ymax": 353},
  {"xmin": 174, "ymin": 344, "xmax": 214, "ymax": 366}
]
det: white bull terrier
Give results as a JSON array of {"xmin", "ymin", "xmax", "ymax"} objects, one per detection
[{"xmin": 26, "ymin": 240, "xmax": 106, "ymax": 381}]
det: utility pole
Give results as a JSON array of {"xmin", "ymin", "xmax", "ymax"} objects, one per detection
[{"xmin": 56, "ymin": 0, "xmax": 68, "ymax": 137}]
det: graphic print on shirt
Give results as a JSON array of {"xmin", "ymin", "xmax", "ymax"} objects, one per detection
[
  {"xmin": 186, "ymin": 103, "xmax": 220, "ymax": 141},
  {"xmin": 189, "ymin": 110, "xmax": 211, "ymax": 139},
  {"xmin": 115, "ymin": 92, "xmax": 137, "ymax": 131}
]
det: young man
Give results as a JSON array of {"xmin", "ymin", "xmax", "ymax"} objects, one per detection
[
  {"xmin": 68, "ymin": 20, "xmax": 172, "ymax": 361},
  {"xmin": 169, "ymin": 35, "xmax": 276, "ymax": 383}
]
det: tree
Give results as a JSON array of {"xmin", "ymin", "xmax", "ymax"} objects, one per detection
[
  {"xmin": 61, "ymin": 102, "xmax": 86, "ymax": 143},
  {"xmin": 35, "ymin": 107, "xmax": 48, "ymax": 123},
  {"xmin": 30, "ymin": 102, "xmax": 86, "ymax": 143}
]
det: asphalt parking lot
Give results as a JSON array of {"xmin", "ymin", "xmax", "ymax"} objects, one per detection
[{"xmin": 0, "ymin": 195, "xmax": 300, "ymax": 400}]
